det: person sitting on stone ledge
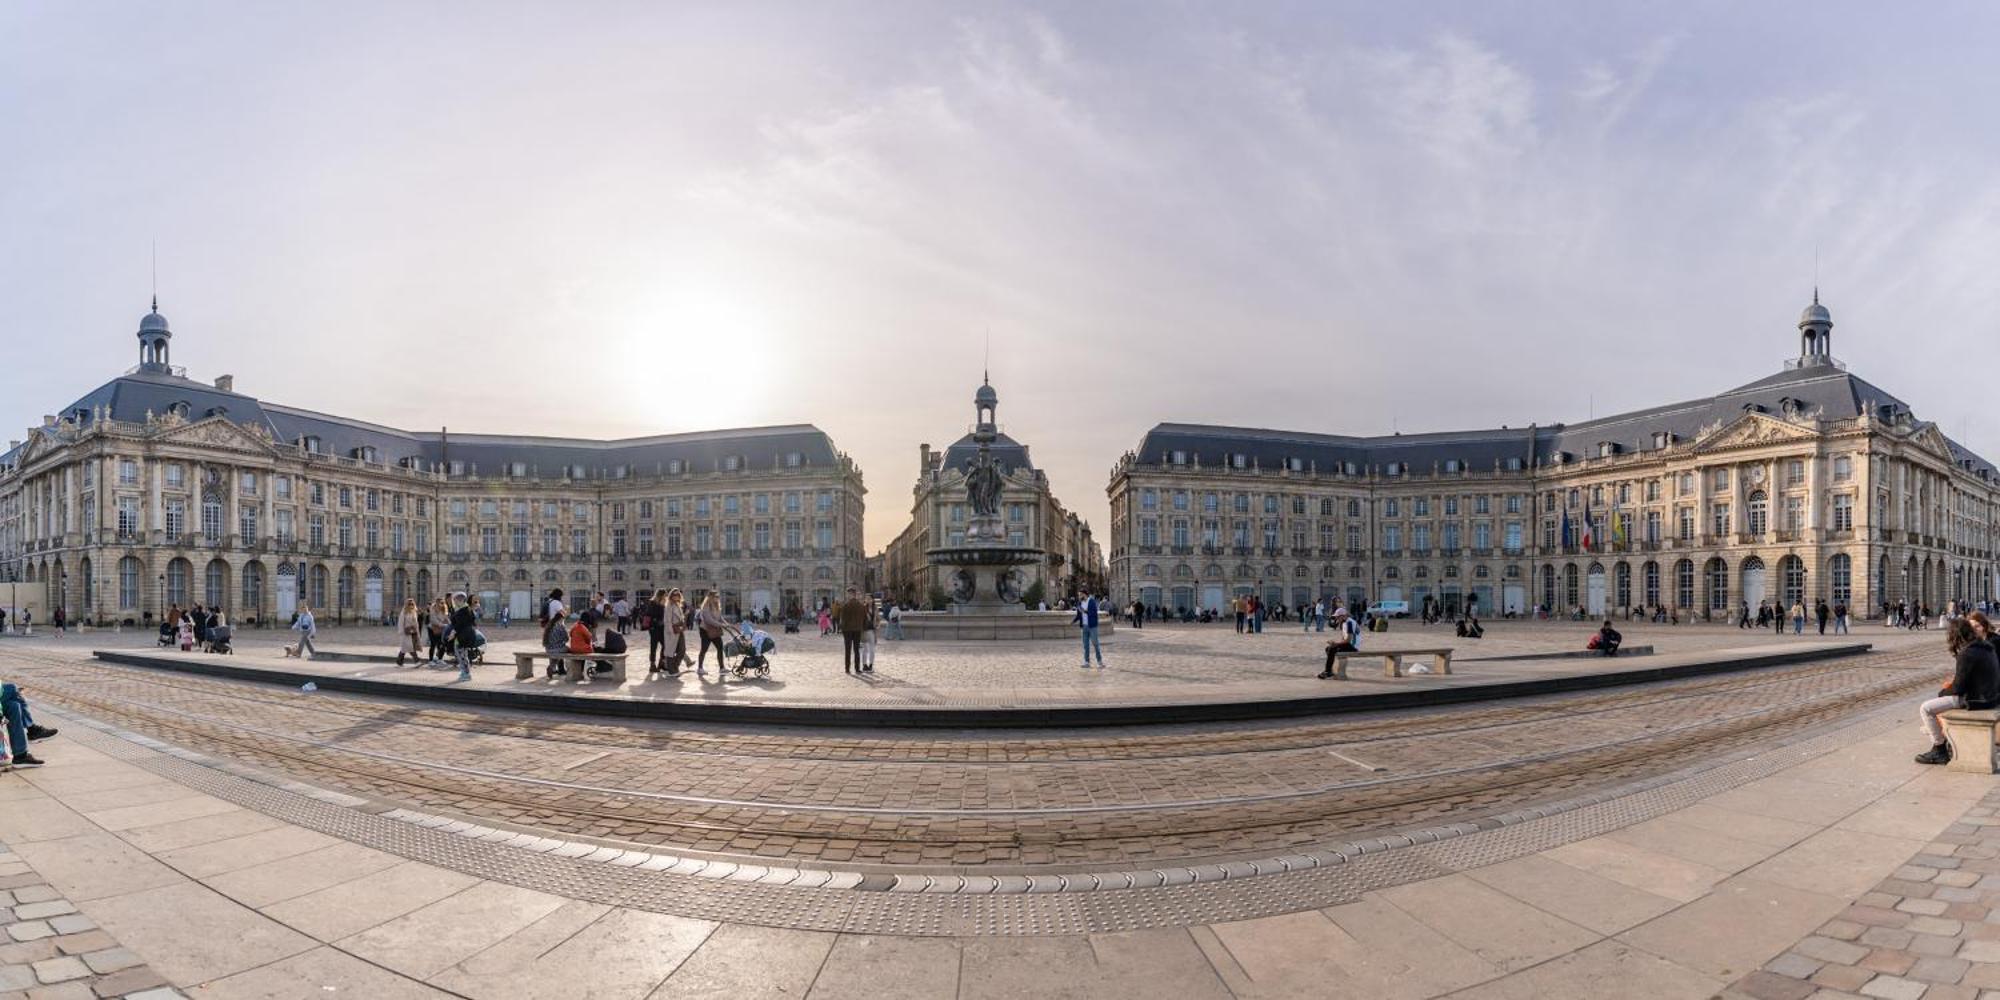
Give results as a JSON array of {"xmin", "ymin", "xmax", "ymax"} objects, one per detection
[
  {"xmin": 1915, "ymin": 613, "xmax": 2000, "ymax": 765},
  {"xmin": 1590, "ymin": 621, "xmax": 1622, "ymax": 656},
  {"xmin": 0, "ymin": 683, "xmax": 57, "ymax": 769},
  {"xmin": 1455, "ymin": 617, "xmax": 1484, "ymax": 639}
]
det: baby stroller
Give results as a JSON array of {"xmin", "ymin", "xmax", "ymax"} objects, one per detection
[
  {"xmin": 156, "ymin": 621, "xmax": 176, "ymax": 647},
  {"xmin": 720, "ymin": 622, "xmax": 775, "ymax": 679},
  {"xmin": 782, "ymin": 615, "xmax": 800, "ymax": 634},
  {"xmin": 205, "ymin": 625, "xmax": 234, "ymax": 655}
]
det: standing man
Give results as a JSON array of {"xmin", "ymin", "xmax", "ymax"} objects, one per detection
[
  {"xmin": 1074, "ymin": 588, "xmax": 1105, "ymax": 668},
  {"xmin": 613, "ymin": 595, "xmax": 632, "ymax": 635},
  {"xmin": 1816, "ymin": 600, "xmax": 1830, "ymax": 635},
  {"xmin": 1232, "ymin": 596, "xmax": 1245, "ymax": 634},
  {"xmin": 1835, "ymin": 601, "xmax": 1850, "ymax": 635},
  {"xmin": 837, "ymin": 586, "xmax": 870, "ymax": 675}
]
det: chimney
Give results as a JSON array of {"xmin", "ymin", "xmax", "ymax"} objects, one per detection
[
  {"xmin": 919, "ymin": 443, "xmax": 931, "ymax": 476},
  {"xmin": 214, "ymin": 374, "xmax": 234, "ymax": 392},
  {"xmin": 41, "ymin": 415, "xmax": 55, "ymax": 427},
  {"xmin": 7, "ymin": 441, "xmax": 17, "ymax": 452}
]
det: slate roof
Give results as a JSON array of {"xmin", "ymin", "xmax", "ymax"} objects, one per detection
[
  {"xmin": 1135, "ymin": 362, "xmax": 1993, "ymax": 477},
  {"xmin": 34, "ymin": 371, "xmax": 843, "ymax": 476},
  {"xmin": 941, "ymin": 432, "xmax": 1037, "ymax": 475}
]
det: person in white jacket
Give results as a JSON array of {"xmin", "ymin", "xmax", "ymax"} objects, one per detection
[{"xmin": 290, "ymin": 605, "xmax": 318, "ymax": 659}]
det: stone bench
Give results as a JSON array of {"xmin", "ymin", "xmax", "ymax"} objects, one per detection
[
  {"xmin": 513, "ymin": 651, "xmax": 628, "ymax": 685},
  {"xmin": 1329, "ymin": 647, "xmax": 1454, "ymax": 679},
  {"xmin": 1941, "ymin": 709, "xmax": 2000, "ymax": 775}
]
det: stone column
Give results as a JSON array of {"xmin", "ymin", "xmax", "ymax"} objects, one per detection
[
  {"xmin": 149, "ymin": 457, "xmax": 163, "ymax": 536},
  {"xmin": 64, "ymin": 463, "xmax": 78, "ymax": 537}
]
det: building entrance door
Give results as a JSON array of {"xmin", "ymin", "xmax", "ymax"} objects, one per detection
[
  {"xmin": 1502, "ymin": 584, "xmax": 1525, "ymax": 615},
  {"xmin": 1586, "ymin": 567, "xmax": 1607, "ymax": 616},
  {"xmin": 1743, "ymin": 560, "xmax": 1767, "ymax": 612},
  {"xmin": 1200, "ymin": 585, "xmax": 1225, "ymax": 612}
]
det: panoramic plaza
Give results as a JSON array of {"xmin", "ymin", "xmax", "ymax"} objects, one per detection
[{"xmin": 8, "ymin": 2, "xmax": 2000, "ymax": 998}]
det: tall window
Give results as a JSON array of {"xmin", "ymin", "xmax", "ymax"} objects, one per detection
[
  {"xmin": 1746, "ymin": 492, "xmax": 1767, "ymax": 535},
  {"xmin": 1644, "ymin": 562, "xmax": 1660, "ymax": 606},
  {"xmin": 166, "ymin": 560, "xmax": 190, "ymax": 606},
  {"xmin": 118, "ymin": 556, "xmax": 140, "ymax": 610},
  {"xmin": 239, "ymin": 507, "xmax": 259, "ymax": 546},
  {"xmin": 198, "ymin": 494, "xmax": 222, "ymax": 540},
  {"xmin": 1706, "ymin": 559, "xmax": 1729, "ymax": 610},
  {"xmin": 1832, "ymin": 494, "xmax": 1854, "ymax": 532},
  {"xmin": 165, "ymin": 499, "xmax": 185, "ymax": 542},
  {"xmin": 1675, "ymin": 559, "xmax": 1694, "ymax": 608},
  {"xmin": 1710, "ymin": 503, "xmax": 1731, "ymax": 538},
  {"xmin": 1830, "ymin": 554, "xmax": 1852, "ymax": 604}
]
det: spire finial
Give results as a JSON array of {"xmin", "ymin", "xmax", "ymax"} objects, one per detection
[{"xmin": 150, "ymin": 240, "xmax": 157, "ymax": 311}]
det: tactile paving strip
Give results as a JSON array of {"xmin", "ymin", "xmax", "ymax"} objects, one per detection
[{"xmin": 40, "ymin": 698, "xmax": 1903, "ymax": 935}]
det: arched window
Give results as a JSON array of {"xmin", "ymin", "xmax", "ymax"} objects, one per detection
[
  {"xmin": 1830, "ymin": 554, "xmax": 1852, "ymax": 605},
  {"xmin": 1614, "ymin": 562, "xmax": 1631, "ymax": 607},
  {"xmin": 337, "ymin": 567, "xmax": 357, "ymax": 611},
  {"xmin": 1564, "ymin": 564, "xmax": 1580, "ymax": 608},
  {"xmin": 309, "ymin": 565, "xmax": 329, "ymax": 608},
  {"xmin": 1643, "ymin": 561, "xmax": 1660, "ymax": 607},
  {"xmin": 1675, "ymin": 559, "xmax": 1694, "ymax": 608},
  {"xmin": 1780, "ymin": 555, "xmax": 1806, "ymax": 605},
  {"xmin": 205, "ymin": 559, "xmax": 228, "ymax": 609},
  {"xmin": 118, "ymin": 556, "xmax": 141, "ymax": 610},
  {"xmin": 166, "ymin": 558, "xmax": 192, "ymax": 606},
  {"xmin": 1705, "ymin": 558, "xmax": 1729, "ymax": 610},
  {"xmin": 242, "ymin": 561, "xmax": 265, "ymax": 613}
]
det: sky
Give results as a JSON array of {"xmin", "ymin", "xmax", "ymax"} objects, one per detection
[{"xmin": 5, "ymin": 1, "xmax": 1999, "ymax": 549}]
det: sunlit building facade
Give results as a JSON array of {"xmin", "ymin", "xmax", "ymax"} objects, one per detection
[
  {"xmin": 1108, "ymin": 297, "xmax": 1998, "ymax": 620},
  {"xmin": 0, "ymin": 304, "xmax": 867, "ymax": 625}
]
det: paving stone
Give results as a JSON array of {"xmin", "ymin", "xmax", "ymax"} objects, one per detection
[
  {"xmin": 4, "ymin": 891, "xmax": 53, "ymax": 907},
  {"xmin": 78, "ymin": 949, "xmax": 140, "ymax": 976},
  {"xmin": 87, "ymin": 965, "xmax": 167, "ymax": 997},
  {"xmin": 1858, "ymin": 928, "xmax": 1913, "ymax": 950},
  {"xmin": 1895, "ymin": 898, "xmax": 1949, "ymax": 916},
  {"xmin": 1906, "ymin": 955, "xmax": 1968, "ymax": 983},
  {"xmin": 4, "ymin": 925, "xmax": 51, "ymax": 944},
  {"xmin": 36, "ymin": 921, "xmax": 86, "ymax": 940},
  {"xmin": 1767, "ymin": 952, "xmax": 1824, "ymax": 979},
  {"xmin": 49, "ymin": 935, "xmax": 111, "ymax": 958},
  {"xmin": 1907, "ymin": 916, "xmax": 1963, "ymax": 936},
  {"xmin": 0, "ymin": 968, "xmax": 29, "ymax": 992},
  {"xmin": 123, "ymin": 988, "xmax": 189, "ymax": 999},
  {"xmin": 1811, "ymin": 964, "xmax": 1875, "ymax": 991},
  {"xmin": 1858, "ymin": 949, "xmax": 1915, "ymax": 975},
  {"xmin": 26, "ymin": 982, "xmax": 95, "ymax": 1000},
  {"xmin": 1857, "ymin": 975, "xmax": 1926, "ymax": 1000},
  {"xmin": 1908, "ymin": 933, "xmax": 1962, "ymax": 957},
  {"xmin": 1733, "ymin": 971, "xmax": 1816, "ymax": 1000},
  {"xmin": 28, "ymin": 957, "xmax": 87, "ymax": 985},
  {"xmin": 7, "ymin": 906, "xmax": 72, "ymax": 924},
  {"xmin": 1797, "ymin": 936, "xmax": 1872, "ymax": 965},
  {"xmin": 1959, "ymin": 939, "xmax": 2000, "ymax": 962},
  {"xmin": 0, "ymin": 942, "xmax": 58, "ymax": 965},
  {"xmin": 1820, "ymin": 919, "xmax": 1867, "ymax": 941}
]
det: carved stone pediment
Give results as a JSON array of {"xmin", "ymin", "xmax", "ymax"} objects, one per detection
[
  {"xmin": 1693, "ymin": 413, "xmax": 1820, "ymax": 453},
  {"xmin": 153, "ymin": 416, "xmax": 276, "ymax": 455}
]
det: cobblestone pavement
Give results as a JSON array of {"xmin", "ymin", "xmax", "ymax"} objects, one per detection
[
  {"xmin": 0, "ymin": 640, "xmax": 1948, "ymax": 870},
  {"xmin": 0, "ymin": 843, "xmax": 180, "ymax": 999},
  {"xmin": 1723, "ymin": 785, "xmax": 2000, "ymax": 1000}
]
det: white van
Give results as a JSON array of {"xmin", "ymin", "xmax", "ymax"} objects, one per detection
[{"xmin": 1367, "ymin": 600, "xmax": 1412, "ymax": 619}]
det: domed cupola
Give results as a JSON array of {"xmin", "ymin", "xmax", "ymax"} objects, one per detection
[
  {"xmin": 137, "ymin": 297, "xmax": 173, "ymax": 372},
  {"xmin": 1797, "ymin": 289, "xmax": 1833, "ymax": 366},
  {"xmin": 974, "ymin": 373, "xmax": 999, "ymax": 434}
]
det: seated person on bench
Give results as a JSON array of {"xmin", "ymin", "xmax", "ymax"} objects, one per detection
[
  {"xmin": 540, "ymin": 612, "xmax": 572, "ymax": 676},
  {"xmin": 1590, "ymin": 620, "xmax": 1622, "ymax": 656},
  {"xmin": 565, "ymin": 612, "xmax": 598, "ymax": 675},
  {"xmin": 1318, "ymin": 609, "xmax": 1361, "ymax": 679},
  {"xmin": 1915, "ymin": 613, "xmax": 2000, "ymax": 765},
  {"xmin": 1, "ymin": 683, "xmax": 57, "ymax": 767},
  {"xmin": 592, "ymin": 620, "xmax": 627, "ymax": 677}
]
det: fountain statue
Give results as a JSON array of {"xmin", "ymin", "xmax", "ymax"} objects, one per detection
[{"xmin": 897, "ymin": 374, "xmax": 1094, "ymax": 639}]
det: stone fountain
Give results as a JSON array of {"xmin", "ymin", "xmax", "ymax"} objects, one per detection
[{"xmin": 898, "ymin": 378, "xmax": 1093, "ymax": 640}]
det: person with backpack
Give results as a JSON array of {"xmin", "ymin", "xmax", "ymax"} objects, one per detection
[
  {"xmin": 289, "ymin": 604, "xmax": 317, "ymax": 659},
  {"xmin": 1319, "ymin": 609, "xmax": 1361, "ymax": 678},
  {"xmin": 448, "ymin": 593, "xmax": 480, "ymax": 682}
]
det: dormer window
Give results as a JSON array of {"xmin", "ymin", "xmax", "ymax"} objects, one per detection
[
  {"xmin": 1598, "ymin": 442, "xmax": 1618, "ymax": 458},
  {"xmin": 723, "ymin": 455, "xmax": 741, "ymax": 472},
  {"xmin": 448, "ymin": 460, "xmax": 465, "ymax": 476},
  {"xmin": 1443, "ymin": 459, "xmax": 1462, "ymax": 473},
  {"xmin": 668, "ymin": 459, "xmax": 684, "ymax": 474},
  {"xmin": 353, "ymin": 446, "xmax": 379, "ymax": 463},
  {"xmin": 300, "ymin": 435, "xmax": 322, "ymax": 454},
  {"xmin": 1505, "ymin": 457, "xmax": 1524, "ymax": 471},
  {"xmin": 569, "ymin": 464, "xmax": 587, "ymax": 479},
  {"xmin": 1231, "ymin": 453, "xmax": 1247, "ymax": 469},
  {"xmin": 169, "ymin": 401, "xmax": 190, "ymax": 418},
  {"xmin": 1386, "ymin": 462, "xmax": 1404, "ymax": 476},
  {"xmin": 1170, "ymin": 450, "xmax": 1187, "ymax": 466},
  {"xmin": 1287, "ymin": 457, "xmax": 1305, "ymax": 472},
  {"xmin": 785, "ymin": 452, "xmax": 802, "ymax": 468}
]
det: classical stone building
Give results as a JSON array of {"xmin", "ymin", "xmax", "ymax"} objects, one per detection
[
  {"xmin": 880, "ymin": 376, "xmax": 1104, "ymax": 606},
  {"xmin": 1107, "ymin": 296, "xmax": 1996, "ymax": 621},
  {"xmin": 0, "ymin": 303, "xmax": 868, "ymax": 626}
]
